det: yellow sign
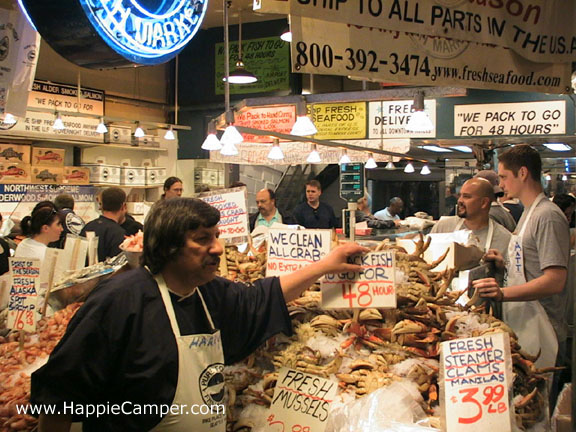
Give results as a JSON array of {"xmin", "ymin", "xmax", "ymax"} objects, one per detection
[{"xmin": 309, "ymin": 102, "xmax": 367, "ymax": 140}]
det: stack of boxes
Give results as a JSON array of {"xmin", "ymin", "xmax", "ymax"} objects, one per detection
[
  {"xmin": 81, "ymin": 157, "xmax": 121, "ymax": 185},
  {"xmin": 0, "ymin": 144, "xmax": 31, "ymax": 183},
  {"xmin": 31, "ymin": 147, "xmax": 65, "ymax": 184}
]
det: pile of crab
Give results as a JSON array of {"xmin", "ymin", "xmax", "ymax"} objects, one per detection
[{"xmin": 224, "ymin": 235, "xmax": 552, "ymax": 431}]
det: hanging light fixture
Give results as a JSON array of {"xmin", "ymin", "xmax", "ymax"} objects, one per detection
[
  {"xmin": 306, "ymin": 144, "xmax": 322, "ymax": 163},
  {"xmin": 404, "ymin": 162, "xmax": 415, "ymax": 173},
  {"xmin": 224, "ymin": 7, "xmax": 257, "ymax": 84},
  {"xmin": 164, "ymin": 126, "xmax": 176, "ymax": 140},
  {"xmin": 406, "ymin": 91, "xmax": 434, "ymax": 133},
  {"xmin": 365, "ymin": 153, "xmax": 377, "ymax": 169},
  {"xmin": 562, "ymin": 174, "xmax": 568, "ymax": 181},
  {"xmin": 267, "ymin": 138, "xmax": 284, "ymax": 160},
  {"xmin": 420, "ymin": 165, "xmax": 431, "ymax": 175},
  {"xmin": 280, "ymin": 26, "xmax": 292, "ymax": 42},
  {"xmin": 220, "ymin": 111, "xmax": 242, "ymax": 155},
  {"xmin": 385, "ymin": 156, "xmax": 396, "ymax": 170},
  {"xmin": 96, "ymin": 117, "xmax": 108, "ymax": 134},
  {"xmin": 134, "ymin": 121, "xmax": 145, "ymax": 138},
  {"xmin": 339, "ymin": 149, "xmax": 351, "ymax": 165},
  {"xmin": 201, "ymin": 121, "xmax": 222, "ymax": 151},
  {"xmin": 291, "ymin": 98, "xmax": 317, "ymax": 136},
  {"xmin": 52, "ymin": 112, "xmax": 65, "ymax": 130},
  {"xmin": 3, "ymin": 113, "xmax": 16, "ymax": 125}
]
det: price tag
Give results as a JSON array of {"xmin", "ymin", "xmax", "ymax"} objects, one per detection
[
  {"xmin": 198, "ymin": 187, "xmax": 249, "ymax": 242},
  {"xmin": 266, "ymin": 367, "xmax": 337, "ymax": 432},
  {"xmin": 321, "ymin": 251, "xmax": 396, "ymax": 309},
  {"xmin": 7, "ymin": 257, "xmax": 40, "ymax": 332},
  {"xmin": 266, "ymin": 229, "xmax": 332, "ymax": 276},
  {"xmin": 440, "ymin": 333, "xmax": 513, "ymax": 431}
]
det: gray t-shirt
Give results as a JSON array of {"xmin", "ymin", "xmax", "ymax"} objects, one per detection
[
  {"xmin": 430, "ymin": 216, "xmax": 511, "ymax": 260},
  {"xmin": 516, "ymin": 198, "xmax": 570, "ymax": 341},
  {"xmin": 489, "ymin": 203, "xmax": 516, "ymax": 232}
]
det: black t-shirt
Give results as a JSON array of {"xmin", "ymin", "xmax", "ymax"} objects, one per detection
[
  {"xmin": 293, "ymin": 201, "xmax": 337, "ymax": 229},
  {"xmin": 121, "ymin": 214, "xmax": 143, "ymax": 236},
  {"xmin": 81, "ymin": 215, "xmax": 126, "ymax": 262},
  {"xmin": 31, "ymin": 268, "xmax": 291, "ymax": 431}
]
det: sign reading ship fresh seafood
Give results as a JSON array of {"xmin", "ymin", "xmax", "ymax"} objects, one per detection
[
  {"xmin": 266, "ymin": 229, "xmax": 332, "ymax": 276},
  {"xmin": 321, "ymin": 251, "xmax": 396, "ymax": 309},
  {"xmin": 198, "ymin": 188, "xmax": 249, "ymax": 242},
  {"xmin": 266, "ymin": 367, "xmax": 337, "ymax": 432},
  {"xmin": 440, "ymin": 332, "xmax": 513, "ymax": 431},
  {"xmin": 7, "ymin": 258, "xmax": 40, "ymax": 332}
]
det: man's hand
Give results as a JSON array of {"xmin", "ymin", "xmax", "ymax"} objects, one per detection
[
  {"xmin": 473, "ymin": 277, "xmax": 504, "ymax": 301},
  {"xmin": 316, "ymin": 242, "xmax": 369, "ymax": 275},
  {"xmin": 483, "ymin": 248, "xmax": 505, "ymax": 271}
]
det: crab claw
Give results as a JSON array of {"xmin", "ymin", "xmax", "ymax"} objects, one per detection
[{"xmin": 392, "ymin": 319, "xmax": 428, "ymax": 335}]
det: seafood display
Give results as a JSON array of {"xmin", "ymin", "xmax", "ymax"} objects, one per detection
[
  {"xmin": 224, "ymin": 236, "xmax": 551, "ymax": 431},
  {"xmin": 0, "ymin": 303, "xmax": 81, "ymax": 432}
]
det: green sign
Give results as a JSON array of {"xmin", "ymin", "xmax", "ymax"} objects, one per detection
[{"xmin": 215, "ymin": 37, "xmax": 290, "ymax": 95}]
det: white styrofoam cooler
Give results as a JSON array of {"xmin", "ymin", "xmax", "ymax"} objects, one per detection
[
  {"xmin": 145, "ymin": 167, "xmax": 166, "ymax": 186},
  {"xmin": 121, "ymin": 166, "xmax": 146, "ymax": 186},
  {"xmin": 81, "ymin": 163, "xmax": 121, "ymax": 184}
]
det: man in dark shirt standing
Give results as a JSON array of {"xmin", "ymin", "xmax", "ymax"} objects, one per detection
[
  {"xmin": 293, "ymin": 180, "xmax": 337, "ymax": 229},
  {"xmin": 53, "ymin": 193, "xmax": 86, "ymax": 248},
  {"xmin": 81, "ymin": 187, "xmax": 127, "ymax": 262}
]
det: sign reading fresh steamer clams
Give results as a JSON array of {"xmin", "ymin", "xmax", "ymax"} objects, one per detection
[
  {"xmin": 322, "ymin": 251, "xmax": 396, "ymax": 309},
  {"xmin": 287, "ymin": 0, "xmax": 576, "ymax": 64},
  {"xmin": 440, "ymin": 332, "xmax": 513, "ymax": 431},
  {"xmin": 289, "ymin": 16, "xmax": 571, "ymax": 94},
  {"xmin": 454, "ymin": 101, "xmax": 566, "ymax": 137},
  {"xmin": 198, "ymin": 188, "xmax": 249, "ymax": 242},
  {"xmin": 7, "ymin": 257, "xmax": 40, "ymax": 332},
  {"xmin": 266, "ymin": 229, "xmax": 332, "ymax": 276},
  {"xmin": 369, "ymin": 100, "xmax": 436, "ymax": 138},
  {"xmin": 267, "ymin": 367, "xmax": 337, "ymax": 432},
  {"xmin": 215, "ymin": 37, "xmax": 290, "ymax": 95},
  {"xmin": 309, "ymin": 102, "xmax": 366, "ymax": 140}
]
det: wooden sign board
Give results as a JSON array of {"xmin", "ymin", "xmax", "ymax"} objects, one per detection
[
  {"xmin": 266, "ymin": 367, "xmax": 337, "ymax": 432},
  {"xmin": 266, "ymin": 229, "xmax": 332, "ymax": 276},
  {"xmin": 321, "ymin": 251, "xmax": 396, "ymax": 309},
  {"xmin": 440, "ymin": 332, "xmax": 513, "ymax": 431},
  {"xmin": 7, "ymin": 257, "xmax": 40, "ymax": 331}
]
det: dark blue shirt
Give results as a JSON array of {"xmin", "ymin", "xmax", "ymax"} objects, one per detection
[{"xmin": 293, "ymin": 201, "xmax": 337, "ymax": 229}]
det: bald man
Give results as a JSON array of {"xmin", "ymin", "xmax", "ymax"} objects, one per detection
[{"xmin": 431, "ymin": 178, "xmax": 512, "ymax": 270}]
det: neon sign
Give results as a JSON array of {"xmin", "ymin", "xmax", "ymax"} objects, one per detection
[
  {"xmin": 18, "ymin": 0, "xmax": 208, "ymax": 66},
  {"xmin": 78, "ymin": 0, "xmax": 208, "ymax": 64}
]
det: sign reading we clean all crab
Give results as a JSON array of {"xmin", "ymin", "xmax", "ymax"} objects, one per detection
[{"xmin": 321, "ymin": 251, "xmax": 396, "ymax": 309}]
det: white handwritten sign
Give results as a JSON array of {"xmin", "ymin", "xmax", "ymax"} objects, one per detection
[
  {"xmin": 321, "ymin": 251, "xmax": 396, "ymax": 309},
  {"xmin": 266, "ymin": 367, "xmax": 337, "ymax": 432},
  {"xmin": 440, "ymin": 333, "xmax": 513, "ymax": 431},
  {"xmin": 7, "ymin": 257, "xmax": 40, "ymax": 332},
  {"xmin": 369, "ymin": 100, "xmax": 436, "ymax": 138},
  {"xmin": 454, "ymin": 101, "xmax": 566, "ymax": 137},
  {"xmin": 267, "ymin": 229, "xmax": 332, "ymax": 276},
  {"xmin": 198, "ymin": 188, "xmax": 249, "ymax": 241}
]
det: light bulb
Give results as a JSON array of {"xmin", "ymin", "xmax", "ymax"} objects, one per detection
[
  {"xmin": 201, "ymin": 133, "xmax": 222, "ymax": 151},
  {"xmin": 220, "ymin": 141, "xmax": 239, "ymax": 156},
  {"xmin": 53, "ymin": 113, "xmax": 65, "ymax": 130},
  {"xmin": 339, "ymin": 151, "xmax": 351, "ymax": 165},
  {"xmin": 562, "ymin": 174, "xmax": 568, "ymax": 181},
  {"xmin": 267, "ymin": 144, "xmax": 284, "ymax": 160},
  {"xmin": 420, "ymin": 165, "xmax": 431, "ymax": 175},
  {"xmin": 164, "ymin": 127, "xmax": 175, "ymax": 140},
  {"xmin": 365, "ymin": 155, "xmax": 377, "ymax": 169},
  {"xmin": 306, "ymin": 149, "xmax": 321, "ymax": 163},
  {"xmin": 3, "ymin": 113, "xmax": 16, "ymax": 125},
  {"xmin": 406, "ymin": 110, "xmax": 434, "ymax": 133},
  {"xmin": 220, "ymin": 125, "xmax": 244, "ymax": 145},
  {"xmin": 404, "ymin": 162, "xmax": 415, "ymax": 173},
  {"xmin": 134, "ymin": 123, "xmax": 145, "ymax": 138},
  {"xmin": 291, "ymin": 116, "xmax": 317, "ymax": 136},
  {"xmin": 385, "ymin": 161, "xmax": 396, "ymax": 170},
  {"xmin": 96, "ymin": 118, "xmax": 108, "ymax": 134}
]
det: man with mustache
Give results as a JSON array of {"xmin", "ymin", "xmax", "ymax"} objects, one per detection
[
  {"xmin": 430, "ymin": 177, "xmax": 511, "ymax": 283},
  {"xmin": 32, "ymin": 197, "xmax": 367, "ymax": 432},
  {"xmin": 249, "ymin": 188, "xmax": 294, "ymax": 233}
]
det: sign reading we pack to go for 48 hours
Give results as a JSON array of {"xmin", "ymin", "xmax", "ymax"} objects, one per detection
[{"xmin": 321, "ymin": 251, "xmax": 396, "ymax": 309}]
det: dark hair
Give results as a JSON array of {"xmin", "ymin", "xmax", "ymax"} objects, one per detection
[
  {"xmin": 261, "ymin": 188, "xmax": 276, "ymax": 201},
  {"xmin": 306, "ymin": 179, "xmax": 322, "ymax": 191},
  {"xmin": 54, "ymin": 193, "xmax": 74, "ymax": 210},
  {"xmin": 142, "ymin": 198, "xmax": 220, "ymax": 274},
  {"xmin": 33, "ymin": 200, "xmax": 55, "ymax": 213},
  {"xmin": 498, "ymin": 145, "xmax": 541, "ymax": 182},
  {"xmin": 553, "ymin": 193, "xmax": 576, "ymax": 212},
  {"xmin": 229, "ymin": 181, "xmax": 246, "ymax": 188},
  {"xmin": 163, "ymin": 176, "xmax": 182, "ymax": 192},
  {"xmin": 101, "ymin": 187, "xmax": 126, "ymax": 212},
  {"xmin": 21, "ymin": 207, "xmax": 59, "ymax": 236}
]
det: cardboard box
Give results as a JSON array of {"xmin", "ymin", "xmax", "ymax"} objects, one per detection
[
  {"xmin": 121, "ymin": 166, "xmax": 146, "ymax": 186},
  {"xmin": 0, "ymin": 162, "xmax": 31, "ymax": 183},
  {"xmin": 145, "ymin": 167, "xmax": 166, "ymax": 186},
  {"xmin": 131, "ymin": 135, "xmax": 159, "ymax": 147},
  {"xmin": 81, "ymin": 163, "xmax": 121, "ymax": 184},
  {"xmin": 0, "ymin": 144, "xmax": 30, "ymax": 163},
  {"xmin": 63, "ymin": 167, "xmax": 90, "ymax": 185},
  {"xmin": 104, "ymin": 125, "xmax": 132, "ymax": 145},
  {"xmin": 31, "ymin": 166, "xmax": 64, "ymax": 184},
  {"xmin": 32, "ymin": 147, "xmax": 65, "ymax": 166}
]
